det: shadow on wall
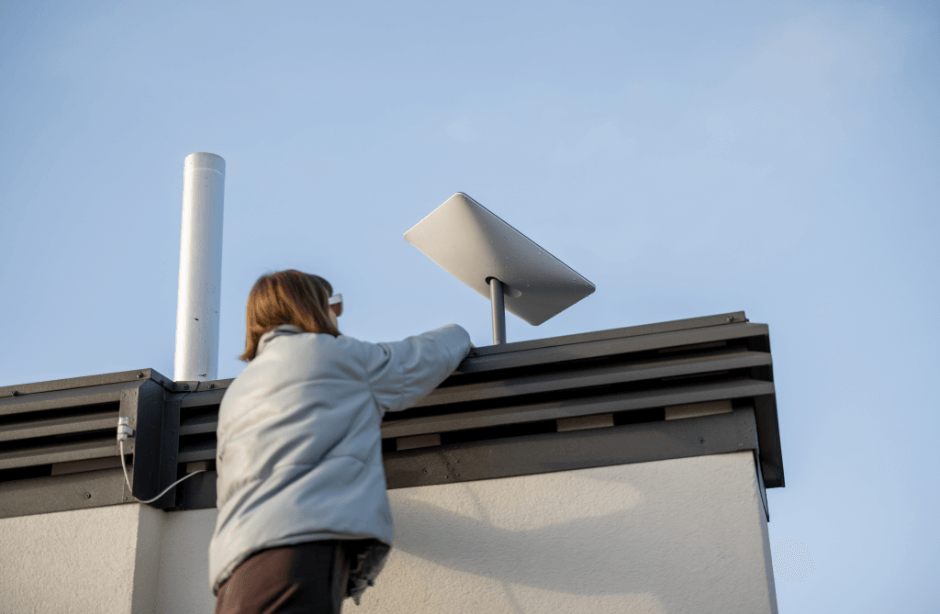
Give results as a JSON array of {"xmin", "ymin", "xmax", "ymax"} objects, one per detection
[{"xmin": 389, "ymin": 455, "xmax": 766, "ymax": 605}]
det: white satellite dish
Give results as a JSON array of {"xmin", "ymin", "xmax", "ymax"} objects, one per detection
[{"xmin": 405, "ymin": 193, "xmax": 595, "ymax": 344}]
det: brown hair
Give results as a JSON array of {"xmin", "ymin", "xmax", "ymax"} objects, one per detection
[{"xmin": 239, "ymin": 270, "xmax": 340, "ymax": 361}]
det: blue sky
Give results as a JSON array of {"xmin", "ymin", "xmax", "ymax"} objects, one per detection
[{"xmin": 1, "ymin": 1, "xmax": 937, "ymax": 611}]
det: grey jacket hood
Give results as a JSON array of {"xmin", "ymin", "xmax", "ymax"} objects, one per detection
[{"xmin": 208, "ymin": 323, "xmax": 471, "ymax": 599}]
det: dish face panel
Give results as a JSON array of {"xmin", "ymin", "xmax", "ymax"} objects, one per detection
[{"xmin": 405, "ymin": 193, "xmax": 595, "ymax": 326}]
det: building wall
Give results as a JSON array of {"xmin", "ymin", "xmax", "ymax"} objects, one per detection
[
  {"xmin": 0, "ymin": 452, "xmax": 776, "ymax": 614},
  {"xmin": 156, "ymin": 508, "xmax": 218, "ymax": 614},
  {"xmin": 0, "ymin": 503, "xmax": 163, "ymax": 614},
  {"xmin": 358, "ymin": 451, "xmax": 777, "ymax": 614}
]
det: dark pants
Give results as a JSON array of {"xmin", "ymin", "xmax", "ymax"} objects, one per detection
[{"xmin": 215, "ymin": 541, "xmax": 350, "ymax": 614}]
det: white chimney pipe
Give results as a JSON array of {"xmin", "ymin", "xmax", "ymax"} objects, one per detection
[{"xmin": 174, "ymin": 152, "xmax": 225, "ymax": 382}]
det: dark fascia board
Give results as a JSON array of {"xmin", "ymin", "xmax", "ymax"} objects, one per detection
[
  {"xmin": 465, "ymin": 311, "xmax": 747, "ymax": 358},
  {"xmin": 0, "ymin": 467, "xmax": 127, "ymax": 519},
  {"xmin": 0, "ymin": 369, "xmax": 175, "ymax": 399},
  {"xmin": 455, "ymin": 322, "xmax": 767, "ymax": 375},
  {"xmin": 0, "ymin": 311, "xmax": 749, "ymax": 399}
]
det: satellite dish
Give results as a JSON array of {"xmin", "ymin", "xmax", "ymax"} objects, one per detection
[{"xmin": 405, "ymin": 193, "xmax": 595, "ymax": 344}]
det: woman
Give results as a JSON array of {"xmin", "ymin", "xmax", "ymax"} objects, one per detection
[{"xmin": 210, "ymin": 270, "xmax": 472, "ymax": 613}]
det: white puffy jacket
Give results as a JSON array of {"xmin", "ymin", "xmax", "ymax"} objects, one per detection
[{"xmin": 208, "ymin": 323, "xmax": 472, "ymax": 598}]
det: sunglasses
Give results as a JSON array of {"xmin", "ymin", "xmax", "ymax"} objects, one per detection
[{"xmin": 328, "ymin": 293, "xmax": 343, "ymax": 317}]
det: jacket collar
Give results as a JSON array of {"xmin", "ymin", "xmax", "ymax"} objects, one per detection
[{"xmin": 257, "ymin": 324, "xmax": 304, "ymax": 355}]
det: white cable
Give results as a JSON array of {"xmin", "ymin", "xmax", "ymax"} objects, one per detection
[{"xmin": 119, "ymin": 439, "xmax": 206, "ymax": 505}]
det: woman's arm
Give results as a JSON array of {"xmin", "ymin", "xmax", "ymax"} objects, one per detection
[{"xmin": 365, "ymin": 324, "xmax": 471, "ymax": 414}]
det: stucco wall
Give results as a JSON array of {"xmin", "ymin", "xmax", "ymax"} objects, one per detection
[
  {"xmin": 155, "ymin": 508, "xmax": 217, "ymax": 614},
  {"xmin": 0, "ymin": 503, "xmax": 164, "ymax": 614},
  {"xmin": 0, "ymin": 452, "xmax": 776, "ymax": 614},
  {"xmin": 358, "ymin": 451, "xmax": 777, "ymax": 614}
]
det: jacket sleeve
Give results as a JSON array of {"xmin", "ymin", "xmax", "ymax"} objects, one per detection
[{"xmin": 365, "ymin": 324, "xmax": 472, "ymax": 414}]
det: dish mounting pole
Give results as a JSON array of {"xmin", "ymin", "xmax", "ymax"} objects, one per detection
[{"xmin": 489, "ymin": 277, "xmax": 506, "ymax": 345}]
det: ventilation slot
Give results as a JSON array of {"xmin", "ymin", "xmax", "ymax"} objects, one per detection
[
  {"xmin": 0, "ymin": 401, "xmax": 121, "ymax": 483},
  {"xmin": 179, "ymin": 404, "xmax": 219, "ymax": 464}
]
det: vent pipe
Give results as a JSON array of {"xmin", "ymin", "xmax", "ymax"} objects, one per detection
[{"xmin": 174, "ymin": 153, "xmax": 225, "ymax": 382}]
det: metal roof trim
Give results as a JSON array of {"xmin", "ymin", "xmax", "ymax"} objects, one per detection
[{"xmin": 0, "ymin": 369, "xmax": 175, "ymax": 399}]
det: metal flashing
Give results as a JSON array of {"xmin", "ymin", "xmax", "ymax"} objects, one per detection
[
  {"xmin": 0, "ymin": 369, "xmax": 175, "ymax": 399},
  {"xmin": 455, "ymin": 322, "xmax": 767, "ymax": 375},
  {"xmin": 464, "ymin": 311, "xmax": 747, "ymax": 358},
  {"xmin": 0, "ymin": 468, "xmax": 127, "ymax": 519}
]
